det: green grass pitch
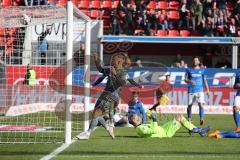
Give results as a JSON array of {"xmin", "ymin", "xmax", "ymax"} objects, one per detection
[{"xmin": 0, "ymin": 114, "xmax": 240, "ymax": 160}]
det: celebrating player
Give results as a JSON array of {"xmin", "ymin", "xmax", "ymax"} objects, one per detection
[
  {"xmin": 136, "ymin": 114, "xmax": 210, "ymax": 138},
  {"xmin": 233, "ymin": 70, "xmax": 240, "ymax": 132},
  {"xmin": 77, "ymin": 52, "xmax": 142, "ymax": 140},
  {"xmin": 114, "ymin": 91, "xmax": 146, "ymax": 127},
  {"xmin": 185, "ymin": 56, "xmax": 210, "ymax": 125}
]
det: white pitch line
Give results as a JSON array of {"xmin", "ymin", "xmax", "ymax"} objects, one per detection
[
  {"xmin": 52, "ymin": 155, "xmax": 225, "ymax": 159},
  {"xmin": 40, "ymin": 138, "xmax": 77, "ymax": 160}
]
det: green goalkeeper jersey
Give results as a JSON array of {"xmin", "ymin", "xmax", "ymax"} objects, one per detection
[
  {"xmin": 136, "ymin": 115, "xmax": 196, "ymax": 138},
  {"xmin": 136, "ymin": 120, "xmax": 182, "ymax": 138}
]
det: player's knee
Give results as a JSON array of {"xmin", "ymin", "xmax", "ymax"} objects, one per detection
[{"xmin": 92, "ymin": 108, "xmax": 103, "ymax": 118}]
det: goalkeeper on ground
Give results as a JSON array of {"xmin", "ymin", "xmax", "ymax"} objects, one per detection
[{"xmin": 135, "ymin": 114, "xmax": 210, "ymax": 138}]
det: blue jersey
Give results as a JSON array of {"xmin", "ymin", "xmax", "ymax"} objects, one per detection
[
  {"xmin": 234, "ymin": 71, "xmax": 240, "ymax": 96},
  {"xmin": 186, "ymin": 68, "xmax": 206, "ymax": 93},
  {"xmin": 128, "ymin": 100, "xmax": 146, "ymax": 124}
]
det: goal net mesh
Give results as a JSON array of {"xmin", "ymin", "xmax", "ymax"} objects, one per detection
[{"xmin": 0, "ymin": 5, "xmax": 97, "ymax": 143}]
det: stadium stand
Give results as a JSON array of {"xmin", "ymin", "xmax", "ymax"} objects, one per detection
[{"xmin": 1, "ymin": 0, "xmax": 240, "ymax": 37}]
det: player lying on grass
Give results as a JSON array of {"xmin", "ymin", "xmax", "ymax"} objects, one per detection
[
  {"xmin": 135, "ymin": 114, "xmax": 210, "ymax": 138},
  {"xmin": 233, "ymin": 70, "xmax": 240, "ymax": 132},
  {"xmin": 114, "ymin": 91, "xmax": 146, "ymax": 127},
  {"xmin": 208, "ymin": 130, "xmax": 240, "ymax": 138},
  {"xmin": 77, "ymin": 53, "xmax": 142, "ymax": 140},
  {"xmin": 185, "ymin": 56, "xmax": 210, "ymax": 125}
]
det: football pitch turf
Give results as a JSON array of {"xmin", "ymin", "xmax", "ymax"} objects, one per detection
[{"xmin": 0, "ymin": 114, "xmax": 240, "ymax": 160}]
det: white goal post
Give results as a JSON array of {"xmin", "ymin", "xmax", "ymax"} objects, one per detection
[{"xmin": 0, "ymin": 1, "xmax": 100, "ymax": 144}]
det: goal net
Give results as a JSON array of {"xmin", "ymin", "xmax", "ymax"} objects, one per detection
[{"xmin": 0, "ymin": 3, "xmax": 101, "ymax": 143}]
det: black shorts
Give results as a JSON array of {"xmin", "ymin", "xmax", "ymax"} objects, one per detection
[{"xmin": 94, "ymin": 91, "xmax": 119, "ymax": 112}]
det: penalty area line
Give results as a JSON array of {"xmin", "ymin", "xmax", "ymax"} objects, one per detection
[{"xmin": 40, "ymin": 138, "xmax": 78, "ymax": 160}]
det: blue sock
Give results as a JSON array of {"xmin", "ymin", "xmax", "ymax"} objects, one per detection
[
  {"xmin": 114, "ymin": 118, "xmax": 127, "ymax": 127},
  {"xmin": 187, "ymin": 106, "xmax": 192, "ymax": 120},
  {"xmin": 233, "ymin": 109, "xmax": 240, "ymax": 128},
  {"xmin": 191, "ymin": 128, "xmax": 202, "ymax": 133},
  {"xmin": 219, "ymin": 131, "xmax": 240, "ymax": 138},
  {"xmin": 199, "ymin": 106, "xmax": 204, "ymax": 120}
]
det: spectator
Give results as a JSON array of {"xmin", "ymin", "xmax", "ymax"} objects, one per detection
[
  {"xmin": 203, "ymin": 0, "xmax": 215, "ymax": 16},
  {"xmin": 215, "ymin": 57, "xmax": 231, "ymax": 68},
  {"xmin": 171, "ymin": 61, "xmax": 181, "ymax": 68},
  {"xmin": 190, "ymin": 0, "xmax": 203, "ymax": 31},
  {"xmin": 111, "ymin": 11, "xmax": 121, "ymax": 35},
  {"xmin": 139, "ymin": 9, "xmax": 149, "ymax": 35},
  {"xmin": 157, "ymin": 10, "xmax": 168, "ymax": 30},
  {"xmin": 147, "ymin": 10, "xmax": 158, "ymax": 35},
  {"xmin": 74, "ymin": 43, "xmax": 85, "ymax": 66},
  {"xmin": 23, "ymin": 64, "xmax": 36, "ymax": 86},
  {"xmin": 38, "ymin": 28, "xmax": 50, "ymax": 65},
  {"xmin": 216, "ymin": 0, "xmax": 227, "ymax": 13},
  {"xmin": 202, "ymin": 16, "xmax": 215, "ymax": 36},
  {"xmin": 234, "ymin": 0, "xmax": 240, "ymax": 26},
  {"xmin": 121, "ymin": 3, "xmax": 135, "ymax": 35},
  {"xmin": 179, "ymin": 0, "xmax": 190, "ymax": 30},
  {"xmin": 135, "ymin": 0, "xmax": 150, "ymax": 14},
  {"xmin": 122, "ymin": 0, "xmax": 131, "ymax": 7},
  {"xmin": 215, "ymin": 10, "xmax": 227, "ymax": 36},
  {"xmin": 227, "ymin": 18, "xmax": 238, "ymax": 37},
  {"xmin": 179, "ymin": 59, "xmax": 188, "ymax": 68},
  {"xmin": 135, "ymin": 58, "xmax": 143, "ymax": 68}
]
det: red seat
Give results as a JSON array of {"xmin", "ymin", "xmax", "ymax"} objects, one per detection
[
  {"xmin": 91, "ymin": 0, "xmax": 101, "ymax": 9},
  {"xmin": 72, "ymin": 0, "xmax": 78, "ymax": 6},
  {"xmin": 113, "ymin": 0, "xmax": 119, "ymax": 9},
  {"xmin": 191, "ymin": 31, "xmax": 202, "ymax": 36},
  {"xmin": 102, "ymin": 0, "xmax": 112, "ymax": 9},
  {"xmin": 156, "ymin": 30, "xmax": 167, "ymax": 37},
  {"xmin": 147, "ymin": 0, "xmax": 156, "ymax": 10},
  {"xmin": 157, "ymin": 1, "xmax": 167, "ymax": 10},
  {"xmin": 90, "ymin": 10, "xmax": 101, "ymax": 19},
  {"xmin": 0, "ymin": 28, "xmax": 5, "ymax": 36},
  {"xmin": 180, "ymin": 30, "xmax": 190, "ymax": 37},
  {"xmin": 81, "ymin": 9, "xmax": 90, "ymax": 17},
  {"xmin": 168, "ymin": 30, "xmax": 179, "ymax": 36},
  {"xmin": 58, "ymin": 0, "xmax": 67, "ymax": 6},
  {"xmin": 78, "ymin": 0, "xmax": 90, "ymax": 9},
  {"xmin": 168, "ymin": 1, "xmax": 179, "ymax": 10},
  {"xmin": 1, "ymin": 0, "xmax": 13, "ymax": 6},
  {"xmin": 168, "ymin": 11, "xmax": 179, "ymax": 20}
]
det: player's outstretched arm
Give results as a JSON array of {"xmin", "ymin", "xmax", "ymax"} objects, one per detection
[
  {"xmin": 127, "ymin": 78, "xmax": 143, "ymax": 88},
  {"xmin": 92, "ymin": 75, "xmax": 106, "ymax": 87},
  {"xmin": 93, "ymin": 53, "xmax": 110, "ymax": 75}
]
